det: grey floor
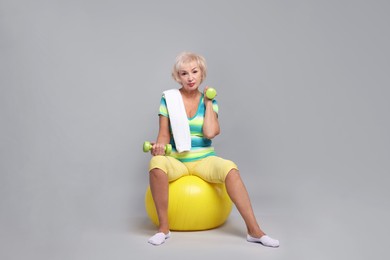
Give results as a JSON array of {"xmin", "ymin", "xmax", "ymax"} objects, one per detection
[{"xmin": 1, "ymin": 182, "xmax": 388, "ymax": 260}]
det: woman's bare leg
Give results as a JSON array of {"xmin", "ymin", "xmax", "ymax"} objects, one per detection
[
  {"xmin": 225, "ymin": 169, "xmax": 265, "ymax": 237},
  {"xmin": 148, "ymin": 168, "xmax": 171, "ymax": 245},
  {"xmin": 149, "ymin": 168, "xmax": 170, "ymax": 233},
  {"xmin": 225, "ymin": 169, "xmax": 279, "ymax": 247}
]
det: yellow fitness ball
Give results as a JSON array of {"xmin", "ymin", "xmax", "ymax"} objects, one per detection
[{"xmin": 145, "ymin": 175, "xmax": 233, "ymax": 231}]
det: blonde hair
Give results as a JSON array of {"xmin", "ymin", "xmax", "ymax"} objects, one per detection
[{"xmin": 171, "ymin": 52, "xmax": 207, "ymax": 84}]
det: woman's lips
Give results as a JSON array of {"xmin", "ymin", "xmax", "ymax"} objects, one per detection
[{"xmin": 188, "ymin": 83, "xmax": 195, "ymax": 87}]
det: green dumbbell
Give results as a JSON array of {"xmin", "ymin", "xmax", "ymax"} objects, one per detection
[
  {"xmin": 205, "ymin": 87, "xmax": 217, "ymax": 99},
  {"xmin": 143, "ymin": 141, "xmax": 172, "ymax": 155}
]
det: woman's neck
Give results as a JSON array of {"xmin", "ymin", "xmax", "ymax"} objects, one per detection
[{"xmin": 179, "ymin": 88, "xmax": 200, "ymax": 98}]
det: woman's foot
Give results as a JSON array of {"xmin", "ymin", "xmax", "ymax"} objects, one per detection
[
  {"xmin": 148, "ymin": 231, "xmax": 171, "ymax": 245},
  {"xmin": 246, "ymin": 234, "xmax": 280, "ymax": 247}
]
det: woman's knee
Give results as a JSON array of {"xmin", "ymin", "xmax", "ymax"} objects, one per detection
[
  {"xmin": 149, "ymin": 155, "xmax": 169, "ymax": 173},
  {"xmin": 149, "ymin": 155, "xmax": 168, "ymax": 164},
  {"xmin": 225, "ymin": 168, "xmax": 240, "ymax": 181},
  {"xmin": 149, "ymin": 168, "xmax": 168, "ymax": 183},
  {"xmin": 149, "ymin": 167, "xmax": 166, "ymax": 175}
]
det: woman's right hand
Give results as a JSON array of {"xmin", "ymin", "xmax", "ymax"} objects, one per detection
[{"xmin": 151, "ymin": 142, "xmax": 167, "ymax": 156}]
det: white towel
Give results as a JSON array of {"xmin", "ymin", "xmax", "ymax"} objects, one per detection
[{"xmin": 163, "ymin": 89, "xmax": 191, "ymax": 152}]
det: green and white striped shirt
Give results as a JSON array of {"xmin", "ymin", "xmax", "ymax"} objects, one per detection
[{"xmin": 159, "ymin": 92, "xmax": 219, "ymax": 162}]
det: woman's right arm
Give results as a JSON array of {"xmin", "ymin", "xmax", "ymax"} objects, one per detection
[{"xmin": 151, "ymin": 115, "xmax": 171, "ymax": 156}]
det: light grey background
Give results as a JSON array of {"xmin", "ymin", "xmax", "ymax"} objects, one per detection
[{"xmin": 1, "ymin": 0, "xmax": 389, "ymax": 259}]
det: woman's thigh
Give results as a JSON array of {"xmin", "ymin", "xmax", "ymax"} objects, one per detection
[
  {"xmin": 149, "ymin": 155, "xmax": 189, "ymax": 182},
  {"xmin": 189, "ymin": 156, "xmax": 238, "ymax": 183}
]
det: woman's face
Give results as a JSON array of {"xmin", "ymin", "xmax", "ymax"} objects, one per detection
[{"xmin": 178, "ymin": 61, "xmax": 202, "ymax": 91}]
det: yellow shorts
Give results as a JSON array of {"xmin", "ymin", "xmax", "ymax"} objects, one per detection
[{"xmin": 148, "ymin": 155, "xmax": 238, "ymax": 183}]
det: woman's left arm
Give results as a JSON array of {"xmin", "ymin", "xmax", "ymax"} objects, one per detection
[{"xmin": 203, "ymin": 97, "xmax": 220, "ymax": 139}]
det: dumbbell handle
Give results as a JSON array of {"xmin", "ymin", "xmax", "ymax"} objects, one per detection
[{"xmin": 143, "ymin": 141, "xmax": 172, "ymax": 155}]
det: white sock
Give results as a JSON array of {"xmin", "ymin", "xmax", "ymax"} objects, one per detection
[
  {"xmin": 148, "ymin": 231, "xmax": 171, "ymax": 245},
  {"xmin": 247, "ymin": 234, "xmax": 280, "ymax": 247}
]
